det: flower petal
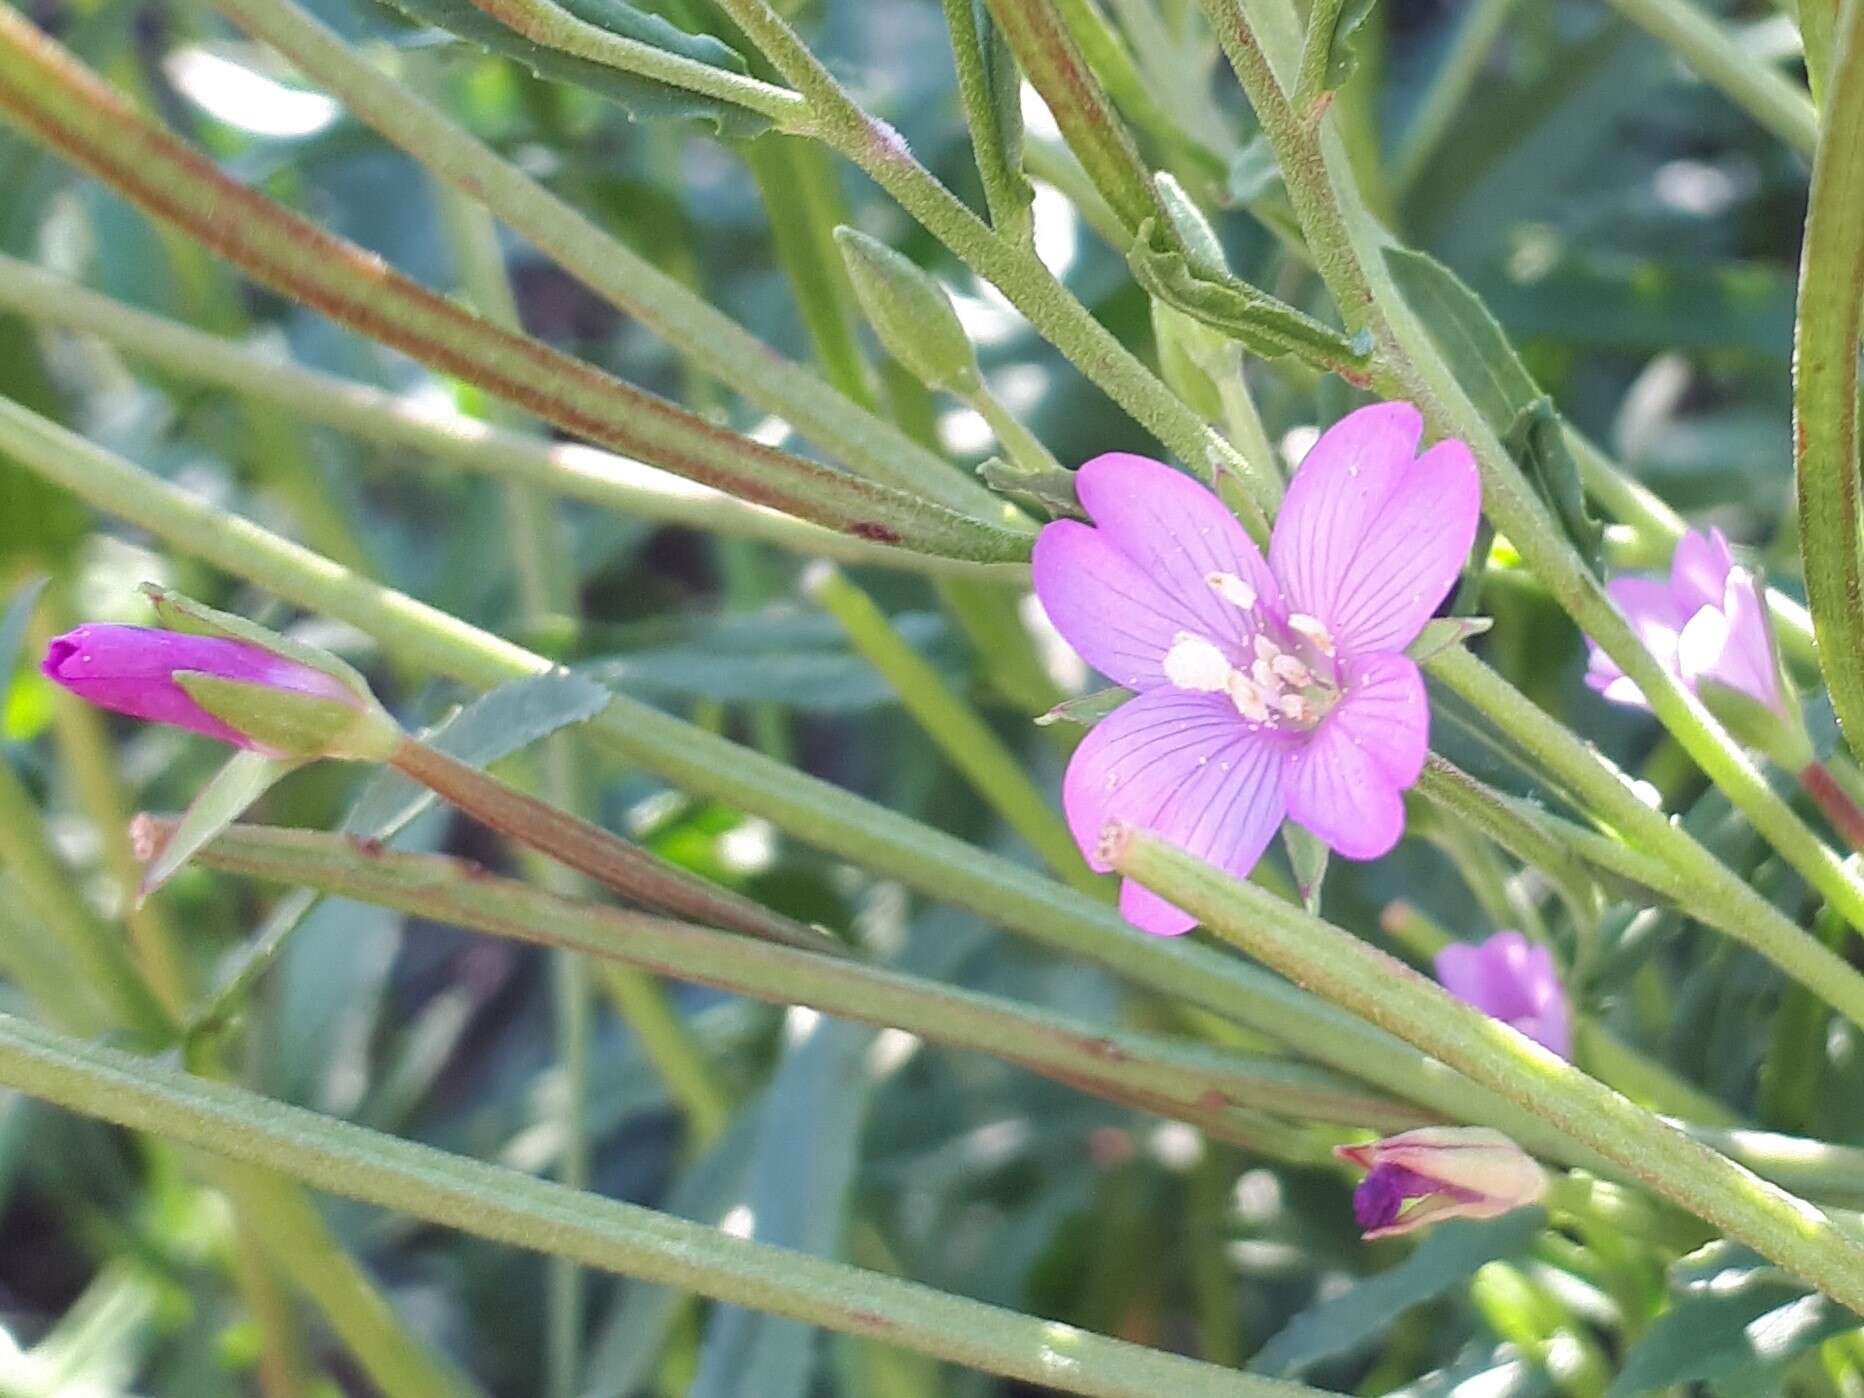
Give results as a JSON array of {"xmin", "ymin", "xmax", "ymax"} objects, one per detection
[
  {"xmin": 41, "ymin": 624, "xmax": 351, "ymax": 749},
  {"xmin": 1282, "ymin": 654, "xmax": 1425, "ymax": 859},
  {"xmin": 1270, "ymin": 404, "xmax": 1481, "ymax": 654},
  {"xmin": 1584, "ymin": 577, "xmax": 1688, "ymax": 709},
  {"xmin": 1704, "ymin": 569, "xmax": 1785, "ymax": 713},
  {"xmin": 1031, "ymin": 449, "xmax": 1286, "ymax": 688},
  {"xmin": 1670, "ymin": 527, "xmax": 1735, "ymax": 612},
  {"xmin": 1062, "ymin": 687, "xmax": 1286, "ymax": 936},
  {"xmin": 1032, "ymin": 520, "xmax": 1197, "ymax": 690},
  {"xmin": 1435, "ymin": 931, "xmax": 1570, "ymax": 1058}
]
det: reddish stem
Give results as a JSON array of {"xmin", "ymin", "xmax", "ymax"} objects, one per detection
[{"xmin": 1798, "ymin": 761, "xmax": 1864, "ymax": 855}]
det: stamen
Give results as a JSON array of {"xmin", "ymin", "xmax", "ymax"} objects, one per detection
[
  {"xmin": 1227, "ymin": 673, "xmax": 1272, "ymax": 722},
  {"xmin": 1250, "ymin": 657, "xmax": 1280, "ymax": 691},
  {"xmin": 1279, "ymin": 693, "xmax": 1315, "ymax": 723},
  {"xmin": 1288, "ymin": 613, "xmax": 1336, "ymax": 657},
  {"xmin": 1162, "ymin": 633, "xmax": 1233, "ymax": 692},
  {"xmin": 1253, "ymin": 635, "xmax": 1279, "ymax": 663},
  {"xmin": 1206, "ymin": 571, "xmax": 1257, "ymax": 610},
  {"xmin": 1271, "ymin": 654, "xmax": 1312, "ymax": 686}
]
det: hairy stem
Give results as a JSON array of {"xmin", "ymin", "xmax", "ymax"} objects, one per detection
[
  {"xmin": 1793, "ymin": 0, "xmax": 1864, "ymax": 757},
  {"xmin": 0, "ymin": 1010, "xmax": 1328, "ymax": 1398},
  {"xmin": 1110, "ymin": 827, "xmax": 1864, "ymax": 1317},
  {"xmin": 0, "ymin": 10, "xmax": 1022, "ymax": 562}
]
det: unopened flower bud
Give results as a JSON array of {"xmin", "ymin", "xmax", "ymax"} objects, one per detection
[
  {"xmin": 43, "ymin": 622, "xmax": 398, "ymax": 763},
  {"xmin": 1336, "ymin": 1126, "xmax": 1547, "ymax": 1239},
  {"xmin": 834, "ymin": 226, "xmax": 980, "ymax": 394}
]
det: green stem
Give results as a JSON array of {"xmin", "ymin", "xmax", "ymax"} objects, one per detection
[
  {"xmin": 1108, "ymin": 827, "xmax": 1864, "ymax": 1317},
  {"xmin": 1802, "ymin": 759, "xmax": 1864, "ymax": 853},
  {"xmin": 708, "ymin": 0, "xmax": 1279, "ymax": 529},
  {"xmin": 806, "ymin": 564, "xmax": 1101, "ymax": 894},
  {"xmin": 979, "ymin": 0, "xmax": 1164, "ymax": 234},
  {"xmin": 1428, "ymin": 646, "xmax": 1864, "ymax": 1031},
  {"xmin": 970, "ymin": 381, "xmax": 1069, "ymax": 477},
  {"xmin": 0, "ymin": 758, "xmax": 173, "ymax": 1039},
  {"xmin": 1202, "ymin": 0, "xmax": 1864, "ymax": 954},
  {"xmin": 1390, "ymin": 0, "xmax": 1520, "ymax": 194},
  {"xmin": 1793, "ymin": 0, "xmax": 1864, "ymax": 758},
  {"xmin": 1292, "ymin": 0, "xmax": 1350, "ymax": 112},
  {"xmin": 1378, "ymin": 900, "xmax": 1739, "ymax": 1126},
  {"xmin": 0, "ymin": 12, "xmax": 1022, "ymax": 563},
  {"xmin": 210, "ymin": 0, "xmax": 1016, "ymax": 527},
  {"xmin": 940, "ymin": 0, "xmax": 1035, "ymax": 242},
  {"xmin": 0, "ymin": 1011, "xmax": 1331, "ymax": 1398},
  {"xmin": 386, "ymin": 736, "xmax": 836, "ymax": 953},
  {"xmin": 1603, "ymin": 0, "xmax": 1818, "ymax": 155},
  {"xmin": 0, "ymin": 255, "xmax": 1002, "ymax": 579},
  {"xmin": 0, "ymin": 389, "xmax": 1623, "ymax": 1166},
  {"xmin": 457, "ymin": 0, "xmax": 807, "ymax": 124},
  {"xmin": 216, "ymin": 1161, "xmax": 484, "ymax": 1397},
  {"xmin": 1569, "ymin": 429, "xmax": 1817, "ymax": 666},
  {"xmin": 175, "ymin": 820, "xmax": 1421, "ymax": 1136}
]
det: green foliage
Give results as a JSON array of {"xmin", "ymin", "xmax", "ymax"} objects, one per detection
[{"xmin": 0, "ymin": 0, "xmax": 1857, "ymax": 1391}]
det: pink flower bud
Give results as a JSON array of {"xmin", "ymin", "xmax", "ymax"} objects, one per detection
[
  {"xmin": 1336, "ymin": 1126, "xmax": 1547, "ymax": 1239},
  {"xmin": 42, "ymin": 624, "xmax": 373, "ymax": 757}
]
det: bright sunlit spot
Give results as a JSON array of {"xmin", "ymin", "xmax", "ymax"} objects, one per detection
[{"xmin": 162, "ymin": 45, "xmax": 340, "ymax": 138}]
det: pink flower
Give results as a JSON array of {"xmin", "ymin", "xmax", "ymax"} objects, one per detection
[
  {"xmin": 1337, "ymin": 1127, "xmax": 1547, "ymax": 1239},
  {"xmin": 1434, "ymin": 930, "xmax": 1570, "ymax": 1058},
  {"xmin": 1585, "ymin": 528, "xmax": 1784, "ymax": 717},
  {"xmin": 1033, "ymin": 401, "xmax": 1480, "ymax": 935},
  {"xmin": 42, "ymin": 624, "xmax": 366, "ymax": 755}
]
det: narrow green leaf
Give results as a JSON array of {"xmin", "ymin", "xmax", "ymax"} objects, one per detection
[
  {"xmin": 1323, "ymin": 0, "xmax": 1380, "ymax": 89},
  {"xmin": 372, "ymin": 0, "xmax": 771, "ymax": 135},
  {"xmin": 551, "ymin": 0, "xmax": 748, "ymax": 71},
  {"xmin": 140, "ymin": 749, "xmax": 301, "ymax": 897},
  {"xmin": 1035, "ymin": 687, "xmax": 1132, "ymax": 727},
  {"xmin": 1281, "ymin": 826, "xmax": 1328, "ymax": 914},
  {"xmin": 1250, "ymin": 1212, "xmax": 1544, "ymax": 1376},
  {"xmin": 943, "ymin": 0, "xmax": 1035, "ymax": 242},
  {"xmin": 1406, "ymin": 616, "xmax": 1493, "ymax": 665},
  {"xmin": 1132, "ymin": 222, "xmax": 1371, "ymax": 375},
  {"xmin": 1792, "ymin": 0, "xmax": 1864, "ymax": 759},
  {"xmin": 1386, "ymin": 250, "xmax": 1604, "ymax": 573},
  {"xmin": 0, "ymin": 576, "xmax": 46, "ymax": 683},
  {"xmin": 976, "ymin": 455, "xmax": 1084, "ymax": 521},
  {"xmin": 1503, "ymin": 398, "xmax": 1604, "ymax": 578},
  {"xmin": 689, "ymin": 1019, "xmax": 876, "ymax": 1398}
]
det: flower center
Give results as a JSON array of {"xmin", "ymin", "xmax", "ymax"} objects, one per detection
[{"xmin": 1158, "ymin": 577, "xmax": 1339, "ymax": 731}]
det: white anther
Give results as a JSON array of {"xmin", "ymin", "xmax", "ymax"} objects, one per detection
[
  {"xmin": 1287, "ymin": 613, "xmax": 1336, "ymax": 657},
  {"xmin": 1162, "ymin": 633, "xmax": 1233, "ymax": 692},
  {"xmin": 1271, "ymin": 654, "xmax": 1312, "ymax": 686},
  {"xmin": 1227, "ymin": 673, "xmax": 1271, "ymax": 722},
  {"xmin": 1253, "ymin": 634, "xmax": 1279, "ymax": 663},
  {"xmin": 1278, "ymin": 694, "xmax": 1315, "ymax": 722},
  {"xmin": 1250, "ymin": 658, "xmax": 1280, "ymax": 691},
  {"xmin": 1206, "ymin": 571, "xmax": 1257, "ymax": 610}
]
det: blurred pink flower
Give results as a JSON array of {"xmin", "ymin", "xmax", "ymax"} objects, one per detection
[
  {"xmin": 1033, "ymin": 401, "xmax": 1480, "ymax": 935},
  {"xmin": 1435, "ymin": 930, "xmax": 1570, "ymax": 1058},
  {"xmin": 1585, "ymin": 528, "xmax": 1784, "ymax": 717},
  {"xmin": 42, "ymin": 624, "xmax": 363, "ymax": 755},
  {"xmin": 1338, "ymin": 1126, "xmax": 1547, "ymax": 1239}
]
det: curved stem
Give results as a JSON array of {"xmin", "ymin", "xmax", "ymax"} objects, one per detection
[
  {"xmin": 1603, "ymin": 0, "xmax": 1818, "ymax": 155},
  {"xmin": 0, "ymin": 255, "xmax": 1007, "ymax": 578},
  {"xmin": 1793, "ymin": 0, "xmax": 1864, "ymax": 757},
  {"xmin": 0, "ymin": 1011, "xmax": 1331, "ymax": 1398},
  {"xmin": 385, "ymin": 737, "xmax": 836, "ymax": 954},
  {"xmin": 1109, "ymin": 827, "xmax": 1864, "ymax": 1318},
  {"xmin": 708, "ymin": 0, "xmax": 1282, "ymax": 532},
  {"xmin": 0, "ymin": 10, "xmax": 1022, "ymax": 563},
  {"xmin": 1802, "ymin": 759, "xmax": 1864, "ymax": 853},
  {"xmin": 1198, "ymin": 0, "xmax": 1864, "ymax": 950}
]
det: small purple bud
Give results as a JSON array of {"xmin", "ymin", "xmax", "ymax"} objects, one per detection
[
  {"xmin": 1337, "ymin": 1127, "xmax": 1546, "ymax": 1239},
  {"xmin": 42, "ymin": 624, "xmax": 366, "ymax": 755},
  {"xmin": 1435, "ymin": 931, "xmax": 1571, "ymax": 1059}
]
